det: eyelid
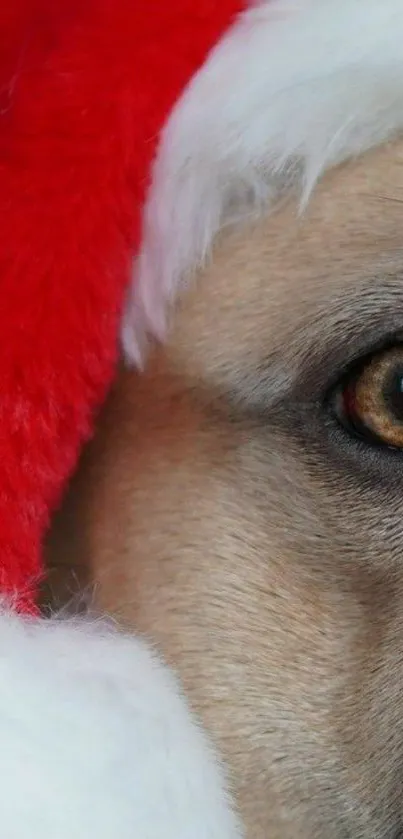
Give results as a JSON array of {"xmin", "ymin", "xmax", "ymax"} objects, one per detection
[
  {"xmin": 230, "ymin": 280, "xmax": 403, "ymax": 414},
  {"xmin": 282, "ymin": 277, "xmax": 403, "ymax": 401},
  {"xmin": 289, "ymin": 325, "xmax": 403, "ymax": 406},
  {"xmin": 236, "ymin": 329, "xmax": 403, "ymax": 419},
  {"xmin": 323, "ymin": 332, "xmax": 403, "ymax": 395}
]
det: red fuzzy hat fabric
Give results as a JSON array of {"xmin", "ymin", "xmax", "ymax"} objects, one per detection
[
  {"xmin": 0, "ymin": 9, "xmax": 248, "ymax": 833},
  {"xmin": 0, "ymin": 0, "xmax": 242, "ymax": 612}
]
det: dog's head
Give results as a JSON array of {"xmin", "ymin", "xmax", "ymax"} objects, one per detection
[
  {"xmin": 47, "ymin": 3, "xmax": 403, "ymax": 837},
  {"xmin": 55, "ymin": 138, "xmax": 403, "ymax": 839}
]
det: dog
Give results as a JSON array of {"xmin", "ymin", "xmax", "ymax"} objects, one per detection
[{"xmin": 45, "ymin": 136, "xmax": 403, "ymax": 838}]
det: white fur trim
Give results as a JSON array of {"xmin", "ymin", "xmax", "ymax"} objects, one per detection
[
  {"xmin": 123, "ymin": 0, "xmax": 403, "ymax": 363},
  {"xmin": 0, "ymin": 607, "xmax": 242, "ymax": 838}
]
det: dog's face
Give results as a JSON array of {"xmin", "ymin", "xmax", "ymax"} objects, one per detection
[{"xmin": 48, "ymin": 138, "xmax": 403, "ymax": 838}]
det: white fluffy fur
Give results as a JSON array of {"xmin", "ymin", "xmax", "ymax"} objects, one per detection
[
  {"xmin": 0, "ymin": 606, "xmax": 242, "ymax": 838},
  {"xmin": 122, "ymin": 0, "xmax": 403, "ymax": 363}
]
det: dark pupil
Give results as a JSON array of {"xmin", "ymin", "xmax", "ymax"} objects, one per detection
[{"xmin": 383, "ymin": 366, "xmax": 403, "ymax": 423}]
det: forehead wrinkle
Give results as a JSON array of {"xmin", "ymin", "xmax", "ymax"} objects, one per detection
[
  {"xmin": 218, "ymin": 277, "xmax": 403, "ymax": 415},
  {"xmin": 272, "ymin": 276, "xmax": 403, "ymax": 392}
]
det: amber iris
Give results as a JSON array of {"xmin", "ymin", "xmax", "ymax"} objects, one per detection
[{"xmin": 339, "ymin": 347, "xmax": 403, "ymax": 448}]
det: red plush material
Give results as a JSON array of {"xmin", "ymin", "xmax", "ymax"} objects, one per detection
[{"xmin": 0, "ymin": 0, "xmax": 243, "ymax": 612}]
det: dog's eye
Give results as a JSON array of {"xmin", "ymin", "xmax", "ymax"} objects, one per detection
[{"xmin": 331, "ymin": 346, "xmax": 403, "ymax": 449}]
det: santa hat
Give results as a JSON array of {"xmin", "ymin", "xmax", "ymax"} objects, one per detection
[
  {"xmin": 0, "ymin": 0, "xmax": 402, "ymax": 835},
  {"xmin": 124, "ymin": 0, "xmax": 403, "ymax": 362}
]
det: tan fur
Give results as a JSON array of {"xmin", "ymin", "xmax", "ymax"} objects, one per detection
[{"xmin": 47, "ymin": 139, "xmax": 403, "ymax": 838}]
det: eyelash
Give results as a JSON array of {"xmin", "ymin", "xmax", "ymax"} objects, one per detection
[{"xmin": 324, "ymin": 333, "xmax": 403, "ymax": 397}]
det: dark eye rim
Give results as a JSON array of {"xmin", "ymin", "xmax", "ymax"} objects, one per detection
[
  {"xmin": 319, "ymin": 405, "xmax": 403, "ymax": 492},
  {"xmin": 327, "ymin": 383, "xmax": 400, "ymax": 451},
  {"xmin": 325, "ymin": 340, "xmax": 403, "ymax": 453},
  {"xmin": 322, "ymin": 331, "xmax": 403, "ymax": 397}
]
